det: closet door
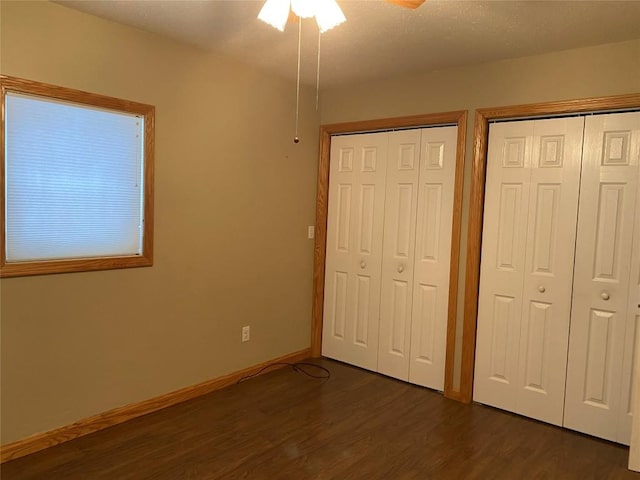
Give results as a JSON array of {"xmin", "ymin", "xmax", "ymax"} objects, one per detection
[
  {"xmin": 620, "ymin": 179, "xmax": 640, "ymax": 444},
  {"xmin": 516, "ymin": 118, "xmax": 584, "ymax": 424},
  {"xmin": 323, "ymin": 125, "xmax": 459, "ymax": 387},
  {"xmin": 564, "ymin": 112, "xmax": 640, "ymax": 444},
  {"xmin": 474, "ymin": 120, "xmax": 535, "ymax": 413},
  {"xmin": 408, "ymin": 125, "xmax": 458, "ymax": 390},
  {"xmin": 322, "ymin": 132, "xmax": 388, "ymax": 371},
  {"xmin": 474, "ymin": 117, "xmax": 584, "ymax": 425},
  {"xmin": 378, "ymin": 129, "xmax": 422, "ymax": 380}
]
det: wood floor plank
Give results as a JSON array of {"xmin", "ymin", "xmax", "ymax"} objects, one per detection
[{"xmin": 2, "ymin": 359, "xmax": 637, "ymax": 479}]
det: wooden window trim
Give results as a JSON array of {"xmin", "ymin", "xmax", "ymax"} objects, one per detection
[
  {"xmin": 0, "ymin": 75, "xmax": 155, "ymax": 278},
  {"xmin": 459, "ymin": 93, "xmax": 640, "ymax": 404},
  {"xmin": 310, "ymin": 111, "xmax": 467, "ymax": 401}
]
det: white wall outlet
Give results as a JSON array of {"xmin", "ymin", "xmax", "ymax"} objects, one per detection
[
  {"xmin": 307, "ymin": 225, "xmax": 315, "ymax": 239},
  {"xmin": 242, "ymin": 325, "xmax": 250, "ymax": 342}
]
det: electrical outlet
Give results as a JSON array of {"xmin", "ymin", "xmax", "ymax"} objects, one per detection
[
  {"xmin": 242, "ymin": 325, "xmax": 250, "ymax": 342},
  {"xmin": 307, "ymin": 225, "xmax": 315, "ymax": 239}
]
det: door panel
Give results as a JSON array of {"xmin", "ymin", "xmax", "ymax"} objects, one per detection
[
  {"xmin": 516, "ymin": 117, "xmax": 584, "ymax": 425},
  {"xmin": 522, "ymin": 300, "xmax": 551, "ymax": 393},
  {"xmin": 564, "ymin": 112, "xmax": 640, "ymax": 444},
  {"xmin": 619, "ymin": 174, "xmax": 640, "ymax": 443},
  {"xmin": 322, "ymin": 132, "xmax": 388, "ymax": 370},
  {"xmin": 623, "ymin": 314, "xmax": 640, "ymax": 444},
  {"xmin": 358, "ymin": 185, "xmax": 376, "ymax": 255},
  {"xmin": 378, "ymin": 129, "xmax": 422, "ymax": 380},
  {"xmin": 413, "ymin": 284, "xmax": 438, "ymax": 363},
  {"xmin": 475, "ymin": 117, "xmax": 584, "ymax": 424},
  {"xmin": 330, "ymin": 271, "xmax": 348, "ymax": 339},
  {"xmin": 324, "ymin": 125, "xmax": 457, "ymax": 393},
  {"xmin": 582, "ymin": 308, "xmax": 616, "ymax": 406},
  {"xmin": 488, "ymin": 294, "xmax": 517, "ymax": 383},
  {"xmin": 474, "ymin": 121, "xmax": 535, "ymax": 412},
  {"xmin": 409, "ymin": 125, "xmax": 458, "ymax": 389},
  {"xmin": 390, "ymin": 279, "xmax": 410, "ymax": 353},
  {"xmin": 354, "ymin": 275, "xmax": 372, "ymax": 345}
]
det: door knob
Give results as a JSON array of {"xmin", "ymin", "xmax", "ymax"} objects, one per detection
[
  {"xmin": 538, "ymin": 285, "xmax": 546, "ymax": 293},
  {"xmin": 397, "ymin": 264, "xmax": 404, "ymax": 273},
  {"xmin": 360, "ymin": 261, "xmax": 366, "ymax": 269},
  {"xmin": 601, "ymin": 292, "xmax": 610, "ymax": 301}
]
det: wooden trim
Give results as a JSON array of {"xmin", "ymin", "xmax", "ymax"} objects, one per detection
[
  {"xmin": 443, "ymin": 111, "xmax": 467, "ymax": 401},
  {"xmin": 459, "ymin": 93, "xmax": 640, "ymax": 404},
  {"xmin": 310, "ymin": 111, "xmax": 468, "ymax": 402},
  {"xmin": 0, "ymin": 75, "xmax": 154, "ymax": 114},
  {"xmin": 1, "ymin": 78, "xmax": 6, "ymax": 278},
  {"xmin": 320, "ymin": 111, "xmax": 467, "ymax": 135},
  {"xmin": 474, "ymin": 93, "xmax": 640, "ymax": 120},
  {"xmin": 459, "ymin": 111, "xmax": 490, "ymax": 404},
  {"xmin": 0, "ymin": 75, "xmax": 155, "ymax": 278},
  {"xmin": 311, "ymin": 127, "xmax": 332, "ymax": 357},
  {"xmin": 0, "ymin": 348, "xmax": 311, "ymax": 463},
  {"xmin": 443, "ymin": 389, "xmax": 465, "ymax": 403}
]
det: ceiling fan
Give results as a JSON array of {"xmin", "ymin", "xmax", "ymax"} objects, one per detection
[
  {"xmin": 386, "ymin": 0, "xmax": 426, "ymax": 9},
  {"xmin": 259, "ymin": 0, "xmax": 426, "ymax": 33},
  {"xmin": 258, "ymin": 0, "xmax": 425, "ymax": 144}
]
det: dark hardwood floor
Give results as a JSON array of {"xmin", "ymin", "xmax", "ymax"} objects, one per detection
[{"xmin": 3, "ymin": 358, "xmax": 638, "ymax": 479}]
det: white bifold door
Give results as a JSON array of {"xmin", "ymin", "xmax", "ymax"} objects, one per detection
[
  {"xmin": 474, "ymin": 111, "xmax": 640, "ymax": 445},
  {"xmin": 564, "ymin": 112, "xmax": 640, "ymax": 444},
  {"xmin": 474, "ymin": 117, "xmax": 584, "ymax": 426},
  {"xmin": 322, "ymin": 132, "xmax": 388, "ymax": 371},
  {"xmin": 322, "ymin": 125, "xmax": 458, "ymax": 391}
]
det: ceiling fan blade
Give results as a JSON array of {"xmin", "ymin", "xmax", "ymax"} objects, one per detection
[{"xmin": 385, "ymin": 0, "xmax": 426, "ymax": 9}]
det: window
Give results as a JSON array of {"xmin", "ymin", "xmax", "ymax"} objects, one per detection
[{"xmin": 1, "ymin": 75, "xmax": 154, "ymax": 277}]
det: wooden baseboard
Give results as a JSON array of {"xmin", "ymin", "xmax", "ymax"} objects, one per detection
[{"xmin": 1, "ymin": 348, "xmax": 311, "ymax": 463}]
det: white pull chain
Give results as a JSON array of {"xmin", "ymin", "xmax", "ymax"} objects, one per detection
[
  {"xmin": 316, "ymin": 29, "xmax": 321, "ymax": 111},
  {"xmin": 294, "ymin": 19, "xmax": 302, "ymax": 143}
]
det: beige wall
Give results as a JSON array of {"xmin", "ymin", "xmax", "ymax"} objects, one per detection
[
  {"xmin": 320, "ymin": 38, "xmax": 640, "ymax": 388},
  {"xmin": 321, "ymin": 39, "xmax": 640, "ymax": 123},
  {"xmin": 0, "ymin": 1, "xmax": 319, "ymax": 444}
]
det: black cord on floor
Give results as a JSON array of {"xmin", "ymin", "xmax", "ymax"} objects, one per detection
[{"xmin": 237, "ymin": 362, "xmax": 331, "ymax": 384}]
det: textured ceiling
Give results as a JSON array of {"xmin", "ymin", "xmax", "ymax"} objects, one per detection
[{"xmin": 56, "ymin": 0, "xmax": 640, "ymax": 89}]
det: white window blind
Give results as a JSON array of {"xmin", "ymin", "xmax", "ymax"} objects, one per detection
[{"xmin": 5, "ymin": 92, "xmax": 145, "ymax": 262}]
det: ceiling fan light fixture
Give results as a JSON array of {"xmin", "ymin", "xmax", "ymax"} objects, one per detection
[
  {"xmin": 315, "ymin": 0, "xmax": 346, "ymax": 33},
  {"xmin": 257, "ymin": 0, "xmax": 346, "ymax": 143},
  {"xmin": 258, "ymin": 0, "xmax": 291, "ymax": 32},
  {"xmin": 291, "ymin": 0, "xmax": 316, "ymax": 18}
]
